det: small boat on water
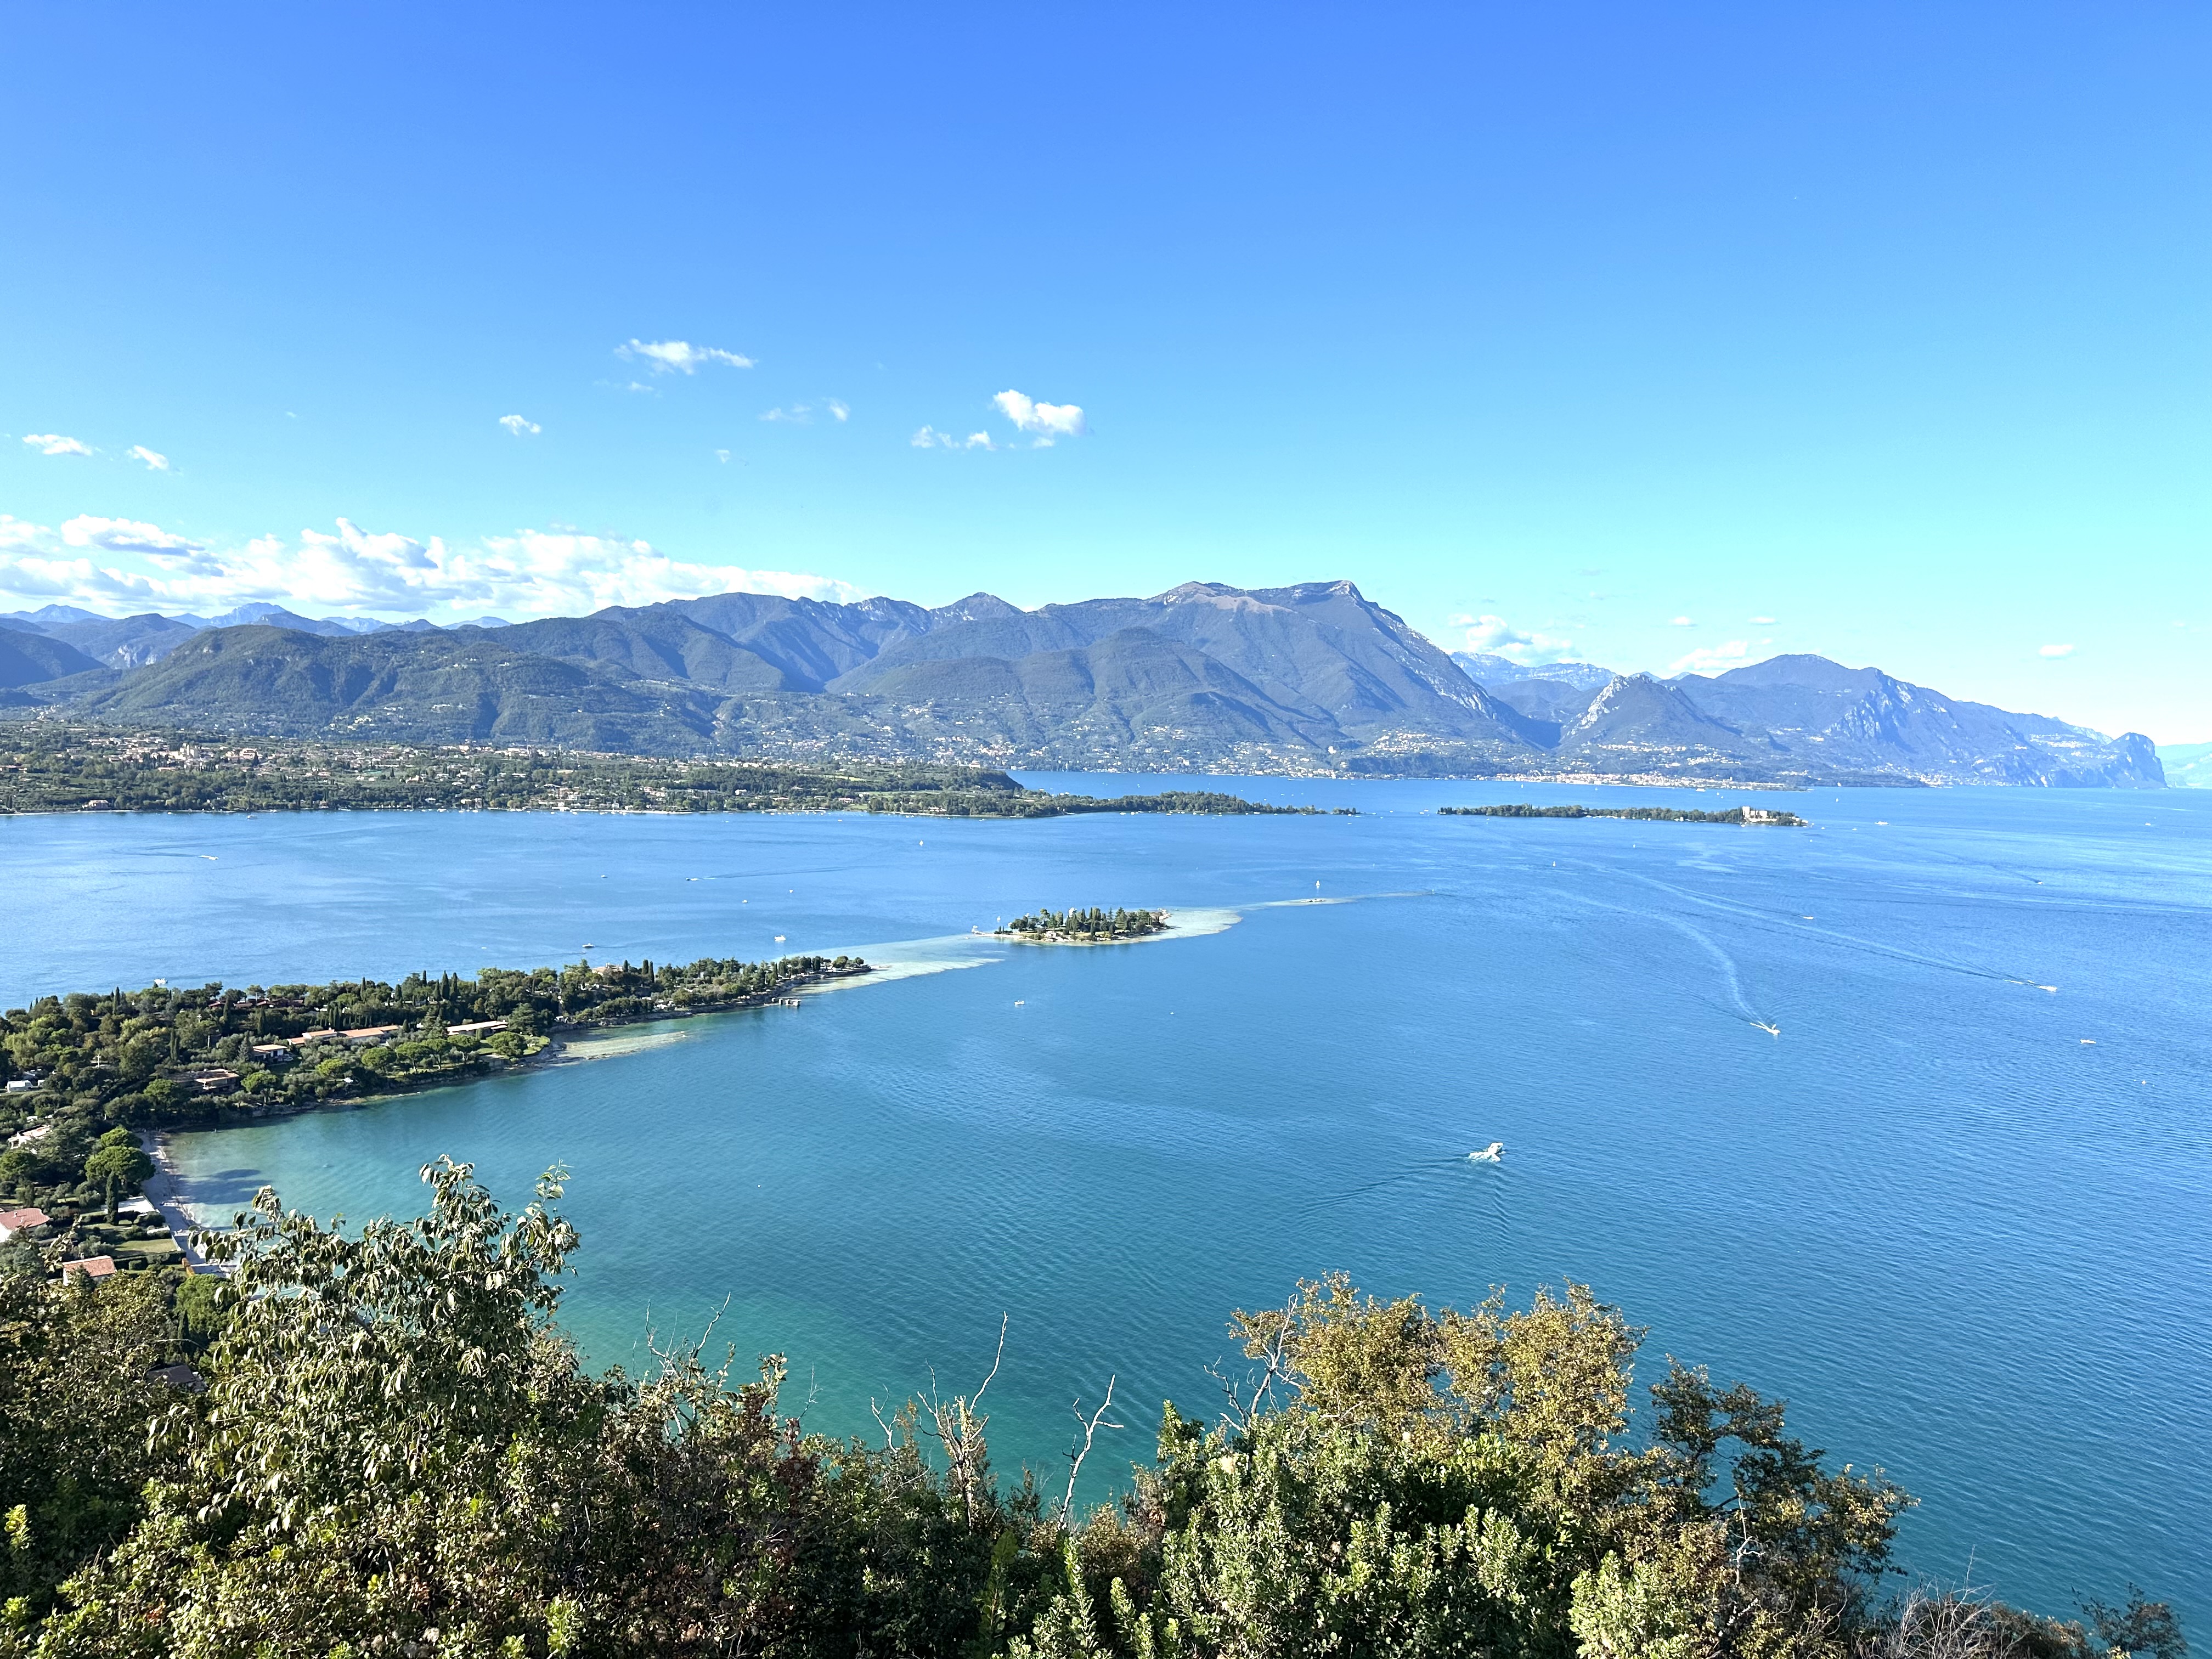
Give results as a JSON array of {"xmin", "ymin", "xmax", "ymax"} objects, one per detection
[{"xmin": 1469, "ymin": 1142, "xmax": 1504, "ymax": 1163}]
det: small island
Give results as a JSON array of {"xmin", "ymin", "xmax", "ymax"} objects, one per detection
[
  {"xmin": 1438, "ymin": 803, "xmax": 1808, "ymax": 826},
  {"xmin": 996, "ymin": 906, "xmax": 1171, "ymax": 943}
]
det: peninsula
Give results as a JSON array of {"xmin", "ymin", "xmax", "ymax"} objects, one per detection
[
  {"xmin": 0, "ymin": 724, "xmax": 1351, "ymax": 819},
  {"xmin": 0, "ymin": 951, "xmax": 868, "ymax": 1217},
  {"xmin": 998, "ymin": 907, "xmax": 1171, "ymax": 943}
]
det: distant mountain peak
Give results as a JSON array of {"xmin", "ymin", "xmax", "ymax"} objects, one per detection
[
  {"xmin": 930, "ymin": 592, "xmax": 1024, "ymax": 623},
  {"xmin": 4, "ymin": 603, "xmax": 105, "ymax": 627},
  {"xmin": 1151, "ymin": 580, "xmax": 1258, "ymax": 607}
]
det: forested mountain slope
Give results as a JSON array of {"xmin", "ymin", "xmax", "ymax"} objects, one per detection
[{"xmin": 4, "ymin": 584, "xmax": 2163, "ymax": 785}]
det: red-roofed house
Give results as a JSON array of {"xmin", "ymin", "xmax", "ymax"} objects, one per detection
[
  {"xmin": 60, "ymin": 1256, "xmax": 116, "ymax": 1284},
  {"xmin": 0, "ymin": 1206, "xmax": 49, "ymax": 1242}
]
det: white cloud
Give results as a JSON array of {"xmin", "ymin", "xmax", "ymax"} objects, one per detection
[
  {"xmin": 498, "ymin": 415, "xmax": 541, "ymax": 437},
  {"xmin": 127, "ymin": 445, "xmax": 171, "ymax": 471},
  {"xmin": 1668, "ymin": 640, "xmax": 1754, "ymax": 676},
  {"xmin": 22, "ymin": 434, "xmax": 91, "ymax": 457},
  {"xmin": 1748, "ymin": 614, "xmax": 1776, "ymax": 625},
  {"xmin": 1458, "ymin": 614, "xmax": 1579, "ymax": 665},
  {"xmin": 715, "ymin": 449, "xmax": 731, "ymax": 464},
  {"xmin": 0, "ymin": 511, "xmax": 864, "ymax": 621},
  {"xmin": 61, "ymin": 516, "xmax": 208, "ymax": 557},
  {"xmin": 993, "ymin": 390, "xmax": 1086, "ymax": 440},
  {"xmin": 911, "ymin": 426, "xmax": 995, "ymax": 450},
  {"xmin": 2039, "ymin": 642, "xmax": 2076, "ymax": 658},
  {"xmin": 1669, "ymin": 616, "xmax": 1695, "ymax": 627},
  {"xmin": 620, "ymin": 338, "xmax": 754, "ymax": 374},
  {"xmin": 825, "ymin": 399, "xmax": 849, "ymax": 422}
]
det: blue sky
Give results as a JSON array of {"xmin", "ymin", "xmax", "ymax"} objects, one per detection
[{"xmin": 3, "ymin": 3, "xmax": 2205, "ymax": 739}]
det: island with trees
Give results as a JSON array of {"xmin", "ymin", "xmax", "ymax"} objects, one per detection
[
  {"xmin": 0, "ymin": 951, "xmax": 870, "ymax": 1230},
  {"xmin": 0, "ymin": 1157, "xmax": 2183, "ymax": 1658},
  {"xmin": 1439, "ymin": 802, "xmax": 1809, "ymax": 825},
  {"xmin": 998, "ymin": 907, "xmax": 1172, "ymax": 943}
]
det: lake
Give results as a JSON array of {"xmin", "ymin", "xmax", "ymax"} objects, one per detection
[{"xmin": 5, "ymin": 774, "xmax": 2206, "ymax": 1628}]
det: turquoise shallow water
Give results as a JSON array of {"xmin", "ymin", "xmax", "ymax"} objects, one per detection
[{"xmin": 5, "ymin": 776, "xmax": 2207, "ymax": 1627}]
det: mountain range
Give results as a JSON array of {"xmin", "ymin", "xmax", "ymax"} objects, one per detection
[{"xmin": 0, "ymin": 581, "xmax": 2163, "ymax": 786}]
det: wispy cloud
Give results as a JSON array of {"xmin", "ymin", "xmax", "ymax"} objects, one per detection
[
  {"xmin": 993, "ymin": 390, "xmax": 1086, "ymax": 444},
  {"xmin": 2039, "ymin": 642, "xmax": 2076, "ymax": 658},
  {"xmin": 22, "ymin": 434, "xmax": 91, "ymax": 457},
  {"xmin": 1669, "ymin": 616, "xmax": 1695, "ymax": 627},
  {"xmin": 1668, "ymin": 640, "xmax": 1754, "ymax": 676},
  {"xmin": 0, "ymin": 511, "xmax": 864, "ymax": 621},
  {"xmin": 761, "ymin": 399, "xmax": 847, "ymax": 426},
  {"xmin": 1456, "ymin": 614, "xmax": 1579, "ymax": 665},
  {"xmin": 498, "ymin": 415, "xmax": 541, "ymax": 437},
  {"xmin": 1748, "ymin": 614, "xmax": 1776, "ymax": 625},
  {"xmin": 619, "ymin": 338, "xmax": 754, "ymax": 374},
  {"xmin": 127, "ymin": 445, "xmax": 171, "ymax": 471},
  {"xmin": 911, "ymin": 426, "xmax": 994, "ymax": 450}
]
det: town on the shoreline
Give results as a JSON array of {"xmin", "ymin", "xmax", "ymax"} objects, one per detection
[{"xmin": 1437, "ymin": 802, "xmax": 1809, "ymax": 826}]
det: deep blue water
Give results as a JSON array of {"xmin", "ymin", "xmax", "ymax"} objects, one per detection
[{"xmin": 5, "ymin": 776, "xmax": 2206, "ymax": 1628}]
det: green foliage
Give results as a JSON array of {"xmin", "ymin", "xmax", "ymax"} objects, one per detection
[
  {"xmin": 0, "ymin": 1266, "xmax": 177, "ymax": 1627},
  {"xmin": 870, "ymin": 789, "xmax": 1342, "ymax": 819},
  {"xmin": 0, "ymin": 724, "xmax": 1028, "ymax": 815},
  {"xmin": 1004, "ymin": 909, "xmax": 1171, "ymax": 941},
  {"xmin": 170, "ymin": 1271, "xmax": 225, "ymax": 1350},
  {"xmin": 0, "ymin": 1181, "xmax": 2183, "ymax": 1659},
  {"xmin": 0, "ymin": 955, "xmax": 869, "ymax": 1163},
  {"xmin": 81, "ymin": 1130, "xmax": 153, "ymax": 1222}
]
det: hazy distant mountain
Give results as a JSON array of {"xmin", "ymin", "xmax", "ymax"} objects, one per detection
[
  {"xmin": 1670, "ymin": 654, "xmax": 2160, "ymax": 787},
  {"xmin": 2156, "ymin": 743, "xmax": 2211, "ymax": 787},
  {"xmin": 0, "ymin": 583, "xmax": 2164, "ymax": 785},
  {"xmin": 1451, "ymin": 651, "xmax": 1617, "ymax": 692},
  {"xmin": 0, "ymin": 630, "xmax": 102, "ymax": 689},
  {"xmin": 2, "ymin": 604, "xmax": 108, "ymax": 627},
  {"xmin": 37, "ymin": 613, "xmax": 206, "ymax": 669},
  {"xmin": 202, "ymin": 603, "xmax": 385, "ymax": 638}
]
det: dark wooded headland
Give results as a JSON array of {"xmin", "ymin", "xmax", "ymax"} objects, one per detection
[
  {"xmin": 0, "ymin": 953, "xmax": 868, "ymax": 1197},
  {"xmin": 0, "ymin": 1160, "xmax": 2182, "ymax": 1657},
  {"xmin": 0, "ymin": 725, "xmax": 1349, "ymax": 818},
  {"xmin": 1440, "ymin": 802, "xmax": 1809, "ymax": 826},
  {"xmin": 999, "ymin": 907, "xmax": 1170, "ymax": 941}
]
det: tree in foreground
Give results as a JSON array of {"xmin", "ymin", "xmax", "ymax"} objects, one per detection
[{"xmin": 10, "ymin": 1165, "xmax": 2187, "ymax": 1659}]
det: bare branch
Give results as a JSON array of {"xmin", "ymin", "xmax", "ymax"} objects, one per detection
[
  {"xmin": 973, "ymin": 1312, "xmax": 1007, "ymax": 1412},
  {"xmin": 1060, "ymin": 1374, "xmax": 1123, "ymax": 1528}
]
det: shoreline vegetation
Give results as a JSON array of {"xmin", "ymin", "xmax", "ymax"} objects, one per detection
[
  {"xmin": 0, "ymin": 953, "xmax": 870, "ymax": 1241},
  {"xmin": 0, "ymin": 1159, "xmax": 2182, "ymax": 1657},
  {"xmin": 1440, "ymin": 802, "xmax": 1810, "ymax": 826},
  {"xmin": 0, "ymin": 724, "xmax": 1363, "ymax": 819},
  {"xmin": 998, "ymin": 907, "xmax": 1172, "ymax": 943}
]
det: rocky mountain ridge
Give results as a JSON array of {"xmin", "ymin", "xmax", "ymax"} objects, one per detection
[{"xmin": 0, "ymin": 583, "xmax": 2163, "ymax": 786}]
